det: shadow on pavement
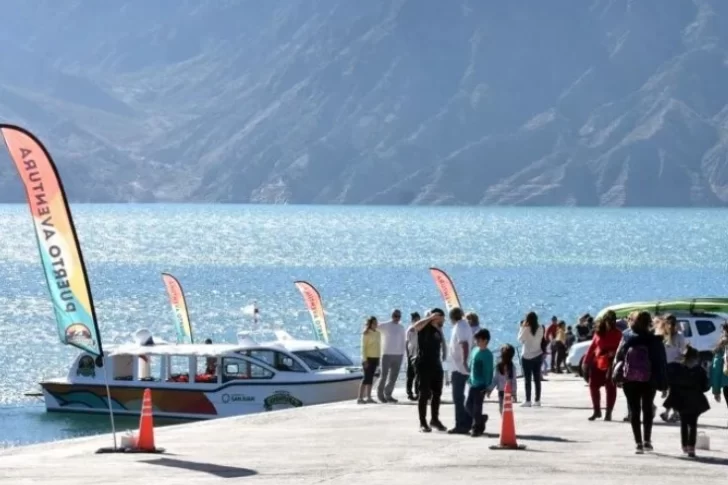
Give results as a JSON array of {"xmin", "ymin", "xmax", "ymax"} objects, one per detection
[
  {"xmin": 654, "ymin": 452, "xmax": 728, "ymax": 466},
  {"xmin": 142, "ymin": 457, "xmax": 258, "ymax": 479}
]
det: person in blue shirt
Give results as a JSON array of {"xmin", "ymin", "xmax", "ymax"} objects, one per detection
[{"xmin": 466, "ymin": 328, "xmax": 494, "ymax": 437}]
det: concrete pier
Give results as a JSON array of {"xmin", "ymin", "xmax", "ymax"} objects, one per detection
[{"xmin": 2, "ymin": 374, "xmax": 727, "ymax": 484}]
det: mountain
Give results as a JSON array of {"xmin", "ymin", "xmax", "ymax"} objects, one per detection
[{"xmin": 1, "ymin": 0, "xmax": 728, "ymax": 206}]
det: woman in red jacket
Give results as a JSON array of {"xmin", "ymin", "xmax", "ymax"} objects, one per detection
[{"xmin": 583, "ymin": 310, "xmax": 623, "ymax": 421}]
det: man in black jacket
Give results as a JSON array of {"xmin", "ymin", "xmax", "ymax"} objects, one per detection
[{"xmin": 412, "ymin": 309, "xmax": 448, "ymax": 433}]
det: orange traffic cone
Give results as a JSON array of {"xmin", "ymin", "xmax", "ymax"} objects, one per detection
[
  {"xmin": 131, "ymin": 388, "xmax": 164, "ymax": 453},
  {"xmin": 489, "ymin": 380, "xmax": 526, "ymax": 450}
]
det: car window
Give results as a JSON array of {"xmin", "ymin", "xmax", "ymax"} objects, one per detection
[
  {"xmin": 678, "ymin": 320, "xmax": 692, "ymax": 337},
  {"xmin": 695, "ymin": 320, "xmax": 716, "ymax": 337}
]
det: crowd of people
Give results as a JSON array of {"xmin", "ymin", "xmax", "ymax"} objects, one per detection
[
  {"xmin": 358, "ymin": 307, "xmax": 517, "ymax": 436},
  {"xmin": 357, "ymin": 305, "xmax": 728, "ymax": 458}
]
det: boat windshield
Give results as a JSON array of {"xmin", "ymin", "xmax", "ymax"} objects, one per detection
[{"xmin": 293, "ymin": 347, "xmax": 354, "ymax": 370}]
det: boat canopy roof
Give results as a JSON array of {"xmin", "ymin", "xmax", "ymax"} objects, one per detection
[
  {"xmin": 596, "ymin": 297, "xmax": 728, "ymax": 320},
  {"xmin": 108, "ymin": 343, "xmax": 247, "ymax": 357},
  {"xmin": 106, "ymin": 337, "xmax": 334, "ymax": 358}
]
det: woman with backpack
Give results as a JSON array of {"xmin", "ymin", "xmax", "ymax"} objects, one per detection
[
  {"xmin": 613, "ymin": 311, "xmax": 668, "ymax": 454},
  {"xmin": 583, "ymin": 310, "xmax": 622, "ymax": 421},
  {"xmin": 663, "ymin": 345, "xmax": 710, "ymax": 458},
  {"xmin": 517, "ymin": 312, "xmax": 545, "ymax": 407}
]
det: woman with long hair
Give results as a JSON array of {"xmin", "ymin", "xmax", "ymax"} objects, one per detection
[
  {"xmin": 660, "ymin": 314, "xmax": 687, "ymax": 422},
  {"xmin": 493, "ymin": 344, "xmax": 518, "ymax": 413},
  {"xmin": 358, "ymin": 316, "xmax": 381, "ymax": 404},
  {"xmin": 517, "ymin": 311, "xmax": 544, "ymax": 407},
  {"xmin": 614, "ymin": 311, "xmax": 668, "ymax": 454},
  {"xmin": 583, "ymin": 310, "xmax": 622, "ymax": 421}
]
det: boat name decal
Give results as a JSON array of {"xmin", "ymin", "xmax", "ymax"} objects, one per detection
[
  {"xmin": 263, "ymin": 391, "xmax": 303, "ymax": 411},
  {"xmin": 221, "ymin": 393, "xmax": 255, "ymax": 404}
]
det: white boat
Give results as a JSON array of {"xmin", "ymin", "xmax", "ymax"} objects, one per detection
[{"xmin": 36, "ymin": 329, "xmax": 362, "ymax": 419}]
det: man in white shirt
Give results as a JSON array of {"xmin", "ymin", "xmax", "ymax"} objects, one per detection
[
  {"xmin": 405, "ymin": 312, "xmax": 421, "ymax": 401},
  {"xmin": 376, "ymin": 309, "xmax": 406, "ymax": 403},
  {"xmin": 447, "ymin": 307, "xmax": 472, "ymax": 434},
  {"xmin": 466, "ymin": 312, "xmax": 481, "ymax": 342}
]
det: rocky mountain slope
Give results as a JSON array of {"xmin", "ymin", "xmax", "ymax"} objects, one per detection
[{"xmin": 1, "ymin": 0, "xmax": 728, "ymax": 206}]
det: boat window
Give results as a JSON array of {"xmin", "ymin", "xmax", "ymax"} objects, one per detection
[
  {"xmin": 678, "ymin": 320, "xmax": 692, "ymax": 338},
  {"xmin": 292, "ymin": 347, "xmax": 354, "ymax": 370},
  {"xmin": 194, "ymin": 356, "xmax": 219, "ymax": 384},
  {"xmin": 243, "ymin": 349, "xmax": 307, "ymax": 373},
  {"xmin": 221, "ymin": 357, "xmax": 274, "ymax": 383},
  {"xmin": 75, "ymin": 354, "xmax": 100, "ymax": 379},
  {"xmin": 167, "ymin": 355, "xmax": 191, "ymax": 383},
  {"xmin": 695, "ymin": 320, "xmax": 717, "ymax": 337},
  {"xmin": 111, "ymin": 355, "xmax": 133, "ymax": 381}
]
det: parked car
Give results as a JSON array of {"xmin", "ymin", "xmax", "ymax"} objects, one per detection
[{"xmin": 566, "ymin": 311, "xmax": 724, "ymax": 376}]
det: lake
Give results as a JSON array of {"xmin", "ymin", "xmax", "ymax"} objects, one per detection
[{"xmin": 0, "ymin": 204, "xmax": 726, "ymax": 447}]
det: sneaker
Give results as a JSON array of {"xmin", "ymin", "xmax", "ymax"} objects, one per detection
[
  {"xmin": 521, "ymin": 401, "xmax": 532, "ymax": 408},
  {"xmin": 533, "ymin": 401, "xmax": 541, "ymax": 407},
  {"xmin": 420, "ymin": 424, "xmax": 432, "ymax": 433},
  {"xmin": 430, "ymin": 420, "xmax": 447, "ymax": 432},
  {"xmin": 643, "ymin": 442, "xmax": 653, "ymax": 452},
  {"xmin": 635, "ymin": 444, "xmax": 644, "ymax": 455}
]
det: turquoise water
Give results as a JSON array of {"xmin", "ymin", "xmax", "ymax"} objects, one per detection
[{"xmin": 1, "ymin": 204, "xmax": 727, "ymax": 447}]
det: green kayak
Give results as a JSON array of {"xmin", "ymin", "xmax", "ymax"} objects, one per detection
[{"xmin": 595, "ymin": 297, "xmax": 728, "ymax": 320}]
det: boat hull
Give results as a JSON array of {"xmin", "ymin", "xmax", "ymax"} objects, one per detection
[{"xmin": 40, "ymin": 374, "xmax": 361, "ymax": 420}]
